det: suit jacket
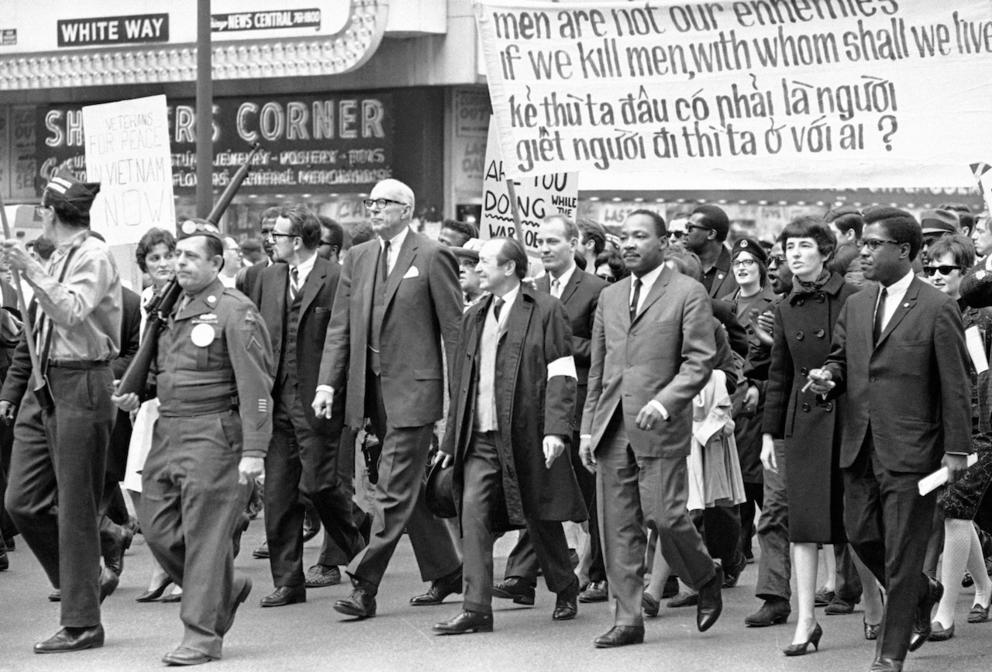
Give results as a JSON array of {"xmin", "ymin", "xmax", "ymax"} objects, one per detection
[
  {"xmin": 535, "ymin": 268, "xmax": 607, "ymax": 422},
  {"xmin": 236, "ymin": 259, "xmax": 274, "ymax": 298},
  {"xmin": 823, "ymin": 277, "xmax": 971, "ymax": 473},
  {"xmin": 318, "ymin": 230, "xmax": 463, "ymax": 428},
  {"xmin": 255, "ymin": 256, "xmax": 341, "ymax": 432},
  {"xmin": 443, "ymin": 286, "xmax": 586, "ymax": 529},
  {"xmin": 581, "ymin": 266, "xmax": 716, "ymax": 458},
  {"xmin": 705, "ymin": 245, "xmax": 739, "ymax": 299}
]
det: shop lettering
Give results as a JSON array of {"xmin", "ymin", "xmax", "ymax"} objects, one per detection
[
  {"xmin": 236, "ymin": 99, "xmax": 385, "ymax": 143},
  {"xmin": 57, "ymin": 14, "xmax": 168, "ymax": 47}
]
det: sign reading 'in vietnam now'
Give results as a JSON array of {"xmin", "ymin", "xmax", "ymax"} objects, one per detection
[{"xmin": 475, "ymin": 0, "xmax": 992, "ymax": 189}]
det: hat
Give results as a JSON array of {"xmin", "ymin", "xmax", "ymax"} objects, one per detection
[
  {"xmin": 920, "ymin": 209, "xmax": 959, "ymax": 236},
  {"xmin": 424, "ymin": 459, "xmax": 457, "ymax": 519},
  {"xmin": 42, "ymin": 171, "xmax": 100, "ymax": 214},
  {"xmin": 731, "ymin": 237, "xmax": 767, "ymax": 266},
  {"xmin": 451, "ymin": 247, "xmax": 480, "ymax": 265}
]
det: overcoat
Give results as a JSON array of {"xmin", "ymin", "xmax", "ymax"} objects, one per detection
[{"xmin": 441, "ymin": 285, "xmax": 587, "ymax": 531}]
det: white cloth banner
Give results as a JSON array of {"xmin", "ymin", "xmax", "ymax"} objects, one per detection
[
  {"xmin": 475, "ymin": 0, "xmax": 992, "ymax": 188},
  {"xmin": 83, "ymin": 94, "xmax": 176, "ymax": 245}
]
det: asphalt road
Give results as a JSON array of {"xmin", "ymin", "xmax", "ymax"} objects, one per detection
[{"xmin": 1, "ymin": 521, "xmax": 989, "ymax": 672}]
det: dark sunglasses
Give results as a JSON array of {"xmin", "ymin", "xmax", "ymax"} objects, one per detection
[
  {"xmin": 668, "ymin": 231, "xmax": 685, "ymax": 239},
  {"xmin": 923, "ymin": 265, "xmax": 961, "ymax": 276}
]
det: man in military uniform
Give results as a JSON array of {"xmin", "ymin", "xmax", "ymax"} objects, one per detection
[{"xmin": 114, "ymin": 224, "xmax": 273, "ymax": 666}]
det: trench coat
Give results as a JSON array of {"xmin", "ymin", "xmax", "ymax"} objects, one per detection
[{"xmin": 441, "ymin": 284, "xmax": 588, "ymax": 532}]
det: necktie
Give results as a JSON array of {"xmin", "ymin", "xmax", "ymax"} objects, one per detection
[
  {"xmin": 289, "ymin": 267, "xmax": 300, "ymax": 300},
  {"xmin": 550, "ymin": 278, "xmax": 560, "ymax": 298},
  {"xmin": 381, "ymin": 240, "xmax": 391, "ymax": 284},
  {"xmin": 873, "ymin": 286, "xmax": 887, "ymax": 344},
  {"xmin": 630, "ymin": 277, "xmax": 642, "ymax": 321},
  {"xmin": 493, "ymin": 297, "xmax": 505, "ymax": 321}
]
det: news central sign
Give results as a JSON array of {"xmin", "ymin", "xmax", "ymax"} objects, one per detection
[
  {"xmin": 56, "ymin": 13, "xmax": 168, "ymax": 47},
  {"xmin": 211, "ymin": 9, "xmax": 321, "ymax": 33}
]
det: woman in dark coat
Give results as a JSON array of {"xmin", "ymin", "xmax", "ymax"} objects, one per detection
[{"xmin": 761, "ymin": 216, "xmax": 880, "ymax": 655}]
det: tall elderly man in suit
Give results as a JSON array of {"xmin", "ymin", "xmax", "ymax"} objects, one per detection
[
  {"xmin": 495, "ymin": 215, "xmax": 608, "ymax": 606},
  {"xmin": 252, "ymin": 205, "xmax": 365, "ymax": 608},
  {"xmin": 313, "ymin": 179, "xmax": 463, "ymax": 619},
  {"xmin": 433, "ymin": 237, "xmax": 586, "ymax": 635},
  {"xmin": 580, "ymin": 209, "xmax": 724, "ymax": 648},
  {"xmin": 807, "ymin": 207, "xmax": 971, "ymax": 672}
]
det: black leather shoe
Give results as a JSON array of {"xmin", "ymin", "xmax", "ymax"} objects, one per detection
[
  {"xmin": 928, "ymin": 621, "xmax": 954, "ymax": 641},
  {"xmin": 553, "ymin": 578, "xmax": 579, "ymax": 621},
  {"xmin": 302, "ymin": 509, "xmax": 321, "ymax": 542},
  {"xmin": 661, "ymin": 575, "xmax": 679, "ymax": 599},
  {"xmin": 492, "ymin": 576, "xmax": 536, "ymax": 606},
  {"xmin": 593, "ymin": 625, "xmax": 645, "ymax": 648},
  {"xmin": 34, "ymin": 625, "xmax": 105, "ymax": 653},
  {"xmin": 909, "ymin": 577, "xmax": 943, "ymax": 652},
  {"xmin": 305, "ymin": 564, "xmax": 341, "ymax": 588},
  {"xmin": 162, "ymin": 645, "xmax": 216, "ymax": 666},
  {"xmin": 782, "ymin": 622, "xmax": 822, "ymax": 656},
  {"xmin": 334, "ymin": 587, "xmax": 377, "ymax": 619},
  {"xmin": 251, "ymin": 542, "xmax": 270, "ymax": 559},
  {"xmin": 578, "ymin": 580, "xmax": 608, "ymax": 603},
  {"xmin": 219, "ymin": 576, "xmax": 252, "ymax": 635},
  {"xmin": 0, "ymin": 545, "xmax": 8, "ymax": 571},
  {"xmin": 744, "ymin": 598, "xmax": 791, "ymax": 627},
  {"xmin": 722, "ymin": 553, "xmax": 747, "ymax": 588},
  {"xmin": 667, "ymin": 591, "xmax": 698, "ymax": 608},
  {"xmin": 642, "ymin": 592, "xmax": 660, "ymax": 617},
  {"xmin": 824, "ymin": 598, "xmax": 855, "ymax": 615},
  {"xmin": 136, "ymin": 577, "xmax": 174, "ymax": 602},
  {"xmin": 410, "ymin": 568, "xmax": 463, "ymax": 606},
  {"xmin": 433, "ymin": 610, "xmax": 494, "ymax": 634},
  {"xmin": 260, "ymin": 585, "xmax": 306, "ymax": 608},
  {"xmin": 814, "ymin": 588, "xmax": 834, "ymax": 607},
  {"xmin": 99, "ymin": 567, "xmax": 119, "ymax": 603},
  {"xmin": 103, "ymin": 525, "xmax": 133, "ymax": 577},
  {"xmin": 696, "ymin": 565, "xmax": 724, "ymax": 632},
  {"xmin": 869, "ymin": 657, "xmax": 904, "ymax": 672}
]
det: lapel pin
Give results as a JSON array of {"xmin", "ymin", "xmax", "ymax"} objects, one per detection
[
  {"xmin": 903, "ymin": 302, "xmax": 909, "ymax": 308},
  {"xmin": 206, "ymin": 295, "xmax": 217, "ymax": 306}
]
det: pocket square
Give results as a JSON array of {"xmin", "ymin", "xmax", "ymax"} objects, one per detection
[{"xmin": 402, "ymin": 266, "xmax": 420, "ymax": 279}]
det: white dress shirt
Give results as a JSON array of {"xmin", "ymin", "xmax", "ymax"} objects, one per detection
[
  {"xmin": 876, "ymin": 269, "xmax": 915, "ymax": 332},
  {"xmin": 549, "ymin": 263, "xmax": 576, "ymax": 299}
]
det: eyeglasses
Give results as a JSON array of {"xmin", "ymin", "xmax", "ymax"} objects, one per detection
[
  {"xmin": 362, "ymin": 198, "xmax": 407, "ymax": 210},
  {"xmin": 732, "ymin": 258, "xmax": 757, "ymax": 268},
  {"xmin": 923, "ymin": 265, "xmax": 962, "ymax": 276},
  {"xmin": 668, "ymin": 231, "xmax": 686, "ymax": 239},
  {"xmin": 768, "ymin": 255, "xmax": 785, "ymax": 266},
  {"xmin": 686, "ymin": 224, "xmax": 711, "ymax": 233},
  {"xmin": 861, "ymin": 238, "xmax": 901, "ymax": 251}
]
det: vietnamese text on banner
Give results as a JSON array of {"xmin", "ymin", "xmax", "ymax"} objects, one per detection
[
  {"xmin": 83, "ymin": 95, "xmax": 176, "ymax": 245},
  {"xmin": 475, "ymin": 0, "xmax": 992, "ymax": 189}
]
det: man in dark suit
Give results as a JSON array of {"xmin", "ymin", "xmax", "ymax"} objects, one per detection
[
  {"xmin": 808, "ymin": 206, "xmax": 971, "ymax": 672},
  {"xmin": 236, "ymin": 207, "xmax": 278, "ymax": 298},
  {"xmin": 252, "ymin": 205, "xmax": 365, "ymax": 608},
  {"xmin": 495, "ymin": 215, "xmax": 608, "ymax": 606},
  {"xmin": 434, "ymin": 238, "xmax": 586, "ymax": 634},
  {"xmin": 683, "ymin": 204, "xmax": 739, "ymax": 299},
  {"xmin": 580, "ymin": 209, "xmax": 723, "ymax": 648},
  {"xmin": 313, "ymin": 178, "xmax": 463, "ymax": 619}
]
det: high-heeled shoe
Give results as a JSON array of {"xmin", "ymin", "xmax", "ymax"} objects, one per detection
[
  {"xmin": 783, "ymin": 623, "xmax": 822, "ymax": 656},
  {"xmin": 864, "ymin": 619, "xmax": 881, "ymax": 640},
  {"xmin": 135, "ymin": 577, "xmax": 173, "ymax": 603}
]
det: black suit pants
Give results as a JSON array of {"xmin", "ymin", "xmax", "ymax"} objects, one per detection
[{"xmin": 843, "ymin": 432, "xmax": 935, "ymax": 663}]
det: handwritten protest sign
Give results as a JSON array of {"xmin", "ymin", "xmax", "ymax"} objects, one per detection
[
  {"xmin": 480, "ymin": 122, "xmax": 578, "ymax": 253},
  {"xmin": 476, "ymin": 0, "xmax": 992, "ymax": 188},
  {"xmin": 83, "ymin": 95, "xmax": 175, "ymax": 245}
]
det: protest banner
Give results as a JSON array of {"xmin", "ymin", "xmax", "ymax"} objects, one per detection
[
  {"xmin": 82, "ymin": 94, "xmax": 175, "ymax": 245},
  {"xmin": 476, "ymin": 0, "xmax": 992, "ymax": 189},
  {"xmin": 480, "ymin": 122, "xmax": 578, "ymax": 254}
]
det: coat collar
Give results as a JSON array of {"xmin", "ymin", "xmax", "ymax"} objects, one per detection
[
  {"xmin": 175, "ymin": 278, "xmax": 225, "ymax": 321},
  {"xmin": 630, "ymin": 265, "xmax": 674, "ymax": 325},
  {"xmin": 382, "ymin": 229, "xmax": 419, "ymax": 309}
]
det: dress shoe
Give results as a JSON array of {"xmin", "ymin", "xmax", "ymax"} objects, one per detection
[
  {"xmin": 219, "ymin": 576, "xmax": 252, "ymax": 635},
  {"xmin": 232, "ymin": 514, "xmax": 249, "ymax": 559},
  {"xmin": 302, "ymin": 509, "xmax": 321, "ymax": 542},
  {"xmin": 696, "ymin": 565, "xmax": 724, "ymax": 632},
  {"xmin": 642, "ymin": 592, "xmax": 660, "ymax": 617},
  {"xmin": 567, "ymin": 548, "xmax": 580, "ymax": 569},
  {"xmin": 161, "ymin": 589, "xmax": 183, "ymax": 603},
  {"xmin": 553, "ymin": 578, "xmax": 579, "ymax": 621},
  {"xmin": 578, "ymin": 580, "xmax": 608, "ymax": 603},
  {"xmin": 744, "ymin": 598, "xmax": 791, "ymax": 627},
  {"xmin": 928, "ymin": 621, "xmax": 954, "ymax": 641},
  {"xmin": 864, "ymin": 619, "xmax": 881, "ymax": 640},
  {"xmin": 908, "ymin": 577, "xmax": 943, "ymax": 652},
  {"xmin": 136, "ymin": 577, "xmax": 174, "ymax": 602},
  {"xmin": 782, "ymin": 622, "xmax": 822, "ymax": 656},
  {"xmin": 334, "ymin": 586, "xmax": 377, "ymax": 619},
  {"xmin": 824, "ymin": 598, "xmax": 855, "ymax": 615},
  {"xmin": 103, "ymin": 525, "xmax": 133, "ymax": 577},
  {"xmin": 3, "ymin": 536, "xmax": 13, "ymax": 552},
  {"xmin": 305, "ymin": 564, "xmax": 341, "ymax": 588},
  {"xmin": 593, "ymin": 625, "xmax": 645, "ymax": 648},
  {"xmin": 661, "ymin": 575, "xmax": 679, "ymax": 599},
  {"xmin": 667, "ymin": 591, "xmax": 698, "ymax": 608},
  {"xmin": 162, "ymin": 645, "xmax": 216, "ymax": 666},
  {"xmin": 251, "ymin": 541, "xmax": 270, "ymax": 559},
  {"xmin": 99, "ymin": 567, "xmax": 119, "ymax": 602},
  {"xmin": 48, "ymin": 589, "xmax": 61, "ymax": 602},
  {"xmin": 491, "ymin": 576, "xmax": 536, "ymax": 606},
  {"xmin": 410, "ymin": 568, "xmax": 463, "ymax": 606},
  {"xmin": 433, "ymin": 610, "xmax": 494, "ymax": 634},
  {"xmin": 260, "ymin": 585, "xmax": 306, "ymax": 608},
  {"xmin": 34, "ymin": 625, "xmax": 105, "ymax": 653},
  {"xmin": 0, "ymin": 546, "xmax": 8, "ymax": 571},
  {"xmin": 869, "ymin": 657, "xmax": 904, "ymax": 672},
  {"xmin": 814, "ymin": 588, "xmax": 835, "ymax": 607},
  {"xmin": 722, "ymin": 554, "xmax": 747, "ymax": 588},
  {"xmin": 968, "ymin": 600, "xmax": 991, "ymax": 623}
]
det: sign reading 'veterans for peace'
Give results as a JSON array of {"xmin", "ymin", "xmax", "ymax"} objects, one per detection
[{"xmin": 475, "ymin": 0, "xmax": 992, "ymax": 188}]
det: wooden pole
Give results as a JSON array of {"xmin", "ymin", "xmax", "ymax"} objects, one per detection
[{"xmin": 195, "ymin": 0, "xmax": 214, "ymax": 219}]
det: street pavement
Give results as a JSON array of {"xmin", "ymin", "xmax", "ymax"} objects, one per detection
[{"xmin": 1, "ymin": 520, "xmax": 989, "ymax": 672}]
